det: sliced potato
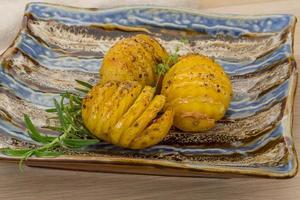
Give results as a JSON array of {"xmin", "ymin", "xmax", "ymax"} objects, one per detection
[
  {"xmin": 93, "ymin": 82, "xmax": 121, "ymax": 141},
  {"xmin": 163, "ymin": 82, "xmax": 231, "ymax": 108},
  {"xmin": 162, "ymin": 54, "xmax": 232, "ymax": 132},
  {"xmin": 100, "ymin": 34, "xmax": 168, "ymax": 87},
  {"xmin": 82, "ymin": 81, "xmax": 118, "ymax": 141},
  {"xmin": 100, "ymin": 38, "xmax": 155, "ymax": 86},
  {"xmin": 81, "ymin": 82, "xmax": 102, "ymax": 124},
  {"xmin": 134, "ymin": 34, "xmax": 169, "ymax": 63},
  {"xmin": 118, "ymin": 95, "xmax": 166, "ymax": 148},
  {"xmin": 167, "ymin": 96, "xmax": 225, "ymax": 131},
  {"xmin": 165, "ymin": 71, "xmax": 232, "ymax": 94},
  {"xmin": 174, "ymin": 113, "xmax": 215, "ymax": 132},
  {"xmin": 109, "ymin": 86, "xmax": 155, "ymax": 145},
  {"xmin": 166, "ymin": 96, "xmax": 225, "ymax": 120},
  {"xmin": 163, "ymin": 54, "xmax": 230, "ymax": 83},
  {"xmin": 101, "ymin": 82, "xmax": 142, "ymax": 141},
  {"xmin": 82, "ymin": 81, "xmax": 173, "ymax": 149},
  {"xmin": 130, "ymin": 108, "xmax": 174, "ymax": 149}
]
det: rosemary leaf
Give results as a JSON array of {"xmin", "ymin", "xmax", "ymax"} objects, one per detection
[
  {"xmin": 180, "ymin": 37, "xmax": 190, "ymax": 45},
  {"xmin": 45, "ymin": 108, "xmax": 57, "ymax": 113},
  {"xmin": 69, "ymin": 94, "xmax": 74, "ymax": 111},
  {"xmin": 62, "ymin": 138, "xmax": 99, "ymax": 149},
  {"xmin": 1, "ymin": 148, "xmax": 32, "ymax": 157},
  {"xmin": 61, "ymin": 93, "xmax": 82, "ymax": 105},
  {"xmin": 75, "ymin": 87, "xmax": 90, "ymax": 94},
  {"xmin": 75, "ymin": 79, "xmax": 93, "ymax": 89},
  {"xmin": 24, "ymin": 115, "xmax": 55, "ymax": 144},
  {"xmin": 34, "ymin": 150, "xmax": 63, "ymax": 157},
  {"xmin": 54, "ymin": 99, "xmax": 66, "ymax": 130}
]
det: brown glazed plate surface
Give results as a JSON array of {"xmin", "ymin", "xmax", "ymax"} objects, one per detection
[{"xmin": 0, "ymin": 2, "xmax": 298, "ymax": 178}]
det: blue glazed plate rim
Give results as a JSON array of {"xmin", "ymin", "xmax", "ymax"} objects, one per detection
[{"xmin": 26, "ymin": 2, "xmax": 297, "ymax": 19}]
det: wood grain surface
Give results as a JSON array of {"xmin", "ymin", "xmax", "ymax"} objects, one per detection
[{"xmin": 0, "ymin": 0, "xmax": 299, "ymax": 199}]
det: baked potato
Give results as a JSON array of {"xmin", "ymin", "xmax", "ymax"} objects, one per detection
[
  {"xmin": 82, "ymin": 81, "xmax": 173, "ymax": 149},
  {"xmin": 100, "ymin": 34, "xmax": 168, "ymax": 87},
  {"xmin": 162, "ymin": 54, "xmax": 232, "ymax": 132}
]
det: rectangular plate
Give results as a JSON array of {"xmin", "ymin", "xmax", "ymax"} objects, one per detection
[{"xmin": 0, "ymin": 2, "xmax": 298, "ymax": 178}]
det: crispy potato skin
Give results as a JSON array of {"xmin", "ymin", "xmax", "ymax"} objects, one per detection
[
  {"xmin": 109, "ymin": 86, "xmax": 155, "ymax": 145},
  {"xmin": 82, "ymin": 81, "xmax": 173, "ymax": 149},
  {"xmin": 162, "ymin": 54, "xmax": 232, "ymax": 132},
  {"xmin": 134, "ymin": 34, "xmax": 169, "ymax": 63},
  {"xmin": 82, "ymin": 81, "xmax": 140, "ymax": 141},
  {"xmin": 100, "ymin": 34, "xmax": 168, "ymax": 87},
  {"xmin": 118, "ymin": 95, "xmax": 166, "ymax": 147},
  {"xmin": 130, "ymin": 108, "xmax": 174, "ymax": 149}
]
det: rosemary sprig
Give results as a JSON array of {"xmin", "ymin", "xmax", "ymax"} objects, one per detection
[
  {"xmin": 180, "ymin": 37, "xmax": 190, "ymax": 45},
  {"xmin": 154, "ymin": 38, "xmax": 190, "ymax": 88},
  {"xmin": 75, "ymin": 79, "xmax": 93, "ymax": 89},
  {"xmin": 155, "ymin": 46, "xmax": 180, "ymax": 88},
  {"xmin": 1, "ymin": 80, "xmax": 99, "ymax": 170}
]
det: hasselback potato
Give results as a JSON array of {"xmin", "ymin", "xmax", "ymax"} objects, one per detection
[
  {"xmin": 100, "ymin": 34, "xmax": 168, "ymax": 86},
  {"xmin": 161, "ymin": 54, "xmax": 232, "ymax": 132},
  {"xmin": 85, "ymin": 34, "xmax": 232, "ymax": 148},
  {"xmin": 82, "ymin": 81, "xmax": 173, "ymax": 149}
]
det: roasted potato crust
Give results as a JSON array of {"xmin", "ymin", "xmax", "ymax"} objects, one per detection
[
  {"xmin": 110, "ymin": 86, "xmax": 155, "ymax": 145},
  {"xmin": 100, "ymin": 34, "xmax": 168, "ymax": 87},
  {"xmin": 82, "ymin": 81, "xmax": 173, "ymax": 149},
  {"xmin": 162, "ymin": 54, "xmax": 232, "ymax": 132}
]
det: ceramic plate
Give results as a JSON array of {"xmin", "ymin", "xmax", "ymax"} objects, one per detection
[{"xmin": 0, "ymin": 3, "xmax": 298, "ymax": 178}]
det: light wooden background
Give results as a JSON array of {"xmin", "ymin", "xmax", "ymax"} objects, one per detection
[{"xmin": 0, "ymin": 0, "xmax": 300, "ymax": 199}]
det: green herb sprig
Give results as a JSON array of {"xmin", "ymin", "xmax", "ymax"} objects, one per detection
[
  {"xmin": 1, "ymin": 80, "xmax": 99, "ymax": 171},
  {"xmin": 155, "ymin": 38, "xmax": 189, "ymax": 88},
  {"xmin": 155, "ymin": 47, "xmax": 179, "ymax": 89}
]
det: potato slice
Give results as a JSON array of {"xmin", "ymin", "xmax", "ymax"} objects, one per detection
[
  {"xmin": 93, "ymin": 83, "xmax": 121, "ymax": 141},
  {"xmin": 162, "ymin": 54, "xmax": 232, "ymax": 96},
  {"xmin": 165, "ymin": 71, "xmax": 232, "ymax": 94},
  {"xmin": 101, "ymin": 82, "xmax": 142, "ymax": 141},
  {"xmin": 130, "ymin": 108, "xmax": 174, "ymax": 149},
  {"xmin": 163, "ymin": 82, "xmax": 232, "ymax": 109},
  {"xmin": 164, "ymin": 54, "xmax": 230, "ymax": 81},
  {"xmin": 110, "ymin": 86, "xmax": 155, "ymax": 145},
  {"xmin": 82, "ymin": 82, "xmax": 118, "ymax": 140},
  {"xmin": 118, "ymin": 95, "xmax": 166, "ymax": 148},
  {"xmin": 82, "ymin": 82, "xmax": 102, "ymax": 125}
]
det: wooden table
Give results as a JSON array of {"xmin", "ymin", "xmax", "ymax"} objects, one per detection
[{"xmin": 0, "ymin": 0, "xmax": 299, "ymax": 199}]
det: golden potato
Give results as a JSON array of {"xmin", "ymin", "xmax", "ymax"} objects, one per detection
[
  {"xmin": 162, "ymin": 54, "xmax": 232, "ymax": 132},
  {"xmin": 82, "ymin": 81, "xmax": 140, "ymax": 141},
  {"xmin": 130, "ymin": 108, "xmax": 174, "ymax": 149},
  {"xmin": 82, "ymin": 82, "xmax": 117, "ymax": 141},
  {"xmin": 110, "ymin": 86, "xmax": 155, "ymax": 145},
  {"xmin": 100, "ymin": 34, "xmax": 168, "ymax": 87},
  {"xmin": 134, "ymin": 34, "xmax": 169, "ymax": 63},
  {"xmin": 82, "ymin": 81, "xmax": 173, "ymax": 149},
  {"xmin": 101, "ymin": 82, "xmax": 142, "ymax": 140},
  {"xmin": 118, "ymin": 95, "xmax": 166, "ymax": 147},
  {"xmin": 166, "ymin": 96, "xmax": 225, "ymax": 131}
]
